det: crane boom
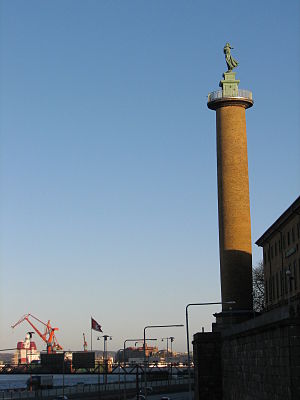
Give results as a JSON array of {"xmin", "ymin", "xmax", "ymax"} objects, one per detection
[
  {"xmin": 11, "ymin": 314, "xmax": 62, "ymax": 353},
  {"xmin": 12, "ymin": 314, "xmax": 46, "ymax": 343}
]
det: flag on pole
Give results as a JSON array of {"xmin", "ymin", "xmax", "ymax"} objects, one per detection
[{"xmin": 91, "ymin": 317, "xmax": 103, "ymax": 332}]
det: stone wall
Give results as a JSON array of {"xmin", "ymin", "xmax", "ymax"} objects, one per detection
[
  {"xmin": 193, "ymin": 304, "xmax": 300, "ymax": 400},
  {"xmin": 222, "ymin": 324, "xmax": 299, "ymax": 399}
]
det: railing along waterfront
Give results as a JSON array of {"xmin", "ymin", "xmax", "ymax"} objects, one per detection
[
  {"xmin": 207, "ymin": 89, "xmax": 253, "ymax": 102},
  {"xmin": 0, "ymin": 362, "xmax": 192, "ymax": 399},
  {"xmin": 0, "ymin": 376, "xmax": 190, "ymax": 399}
]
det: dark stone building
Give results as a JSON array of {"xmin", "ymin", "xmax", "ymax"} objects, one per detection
[{"xmin": 256, "ymin": 196, "xmax": 300, "ymax": 311}]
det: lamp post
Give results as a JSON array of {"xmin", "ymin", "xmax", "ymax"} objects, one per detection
[
  {"xmin": 123, "ymin": 338, "xmax": 157, "ymax": 400},
  {"xmin": 143, "ymin": 324, "xmax": 184, "ymax": 399},
  {"xmin": 98, "ymin": 335, "xmax": 112, "ymax": 387},
  {"xmin": 161, "ymin": 337, "xmax": 170, "ymax": 365},
  {"xmin": 123, "ymin": 339, "xmax": 144, "ymax": 367},
  {"xmin": 123, "ymin": 338, "xmax": 157, "ymax": 366},
  {"xmin": 185, "ymin": 301, "xmax": 235, "ymax": 400},
  {"xmin": 61, "ymin": 351, "xmax": 66, "ymax": 397},
  {"xmin": 169, "ymin": 337, "xmax": 175, "ymax": 378},
  {"xmin": 161, "ymin": 337, "xmax": 174, "ymax": 387},
  {"xmin": 169, "ymin": 337, "xmax": 175, "ymax": 357},
  {"xmin": 161, "ymin": 336, "xmax": 175, "ymax": 366}
]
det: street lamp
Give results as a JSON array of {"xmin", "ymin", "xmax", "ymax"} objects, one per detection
[
  {"xmin": 161, "ymin": 337, "xmax": 169, "ymax": 365},
  {"xmin": 143, "ymin": 324, "xmax": 184, "ymax": 399},
  {"xmin": 161, "ymin": 337, "xmax": 174, "ymax": 365},
  {"xmin": 97, "ymin": 335, "xmax": 112, "ymax": 362},
  {"xmin": 161, "ymin": 336, "xmax": 175, "ymax": 381},
  {"xmin": 169, "ymin": 336, "xmax": 175, "ymax": 356},
  {"xmin": 123, "ymin": 338, "xmax": 157, "ymax": 366},
  {"xmin": 185, "ymin": 301, "xmax": 235, "ymax": 400},
  {"xmin": 97, "ymin": 335, "xmax": 112, "ymax": 386},
  {"xmin": 123, "ymin": 338, "xmax": 157, "ymax": 400}
]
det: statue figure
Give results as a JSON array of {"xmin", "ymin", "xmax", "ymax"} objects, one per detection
[{"xmin": 224, "ymin": 43, "xmax": 238, "ymax": 71}]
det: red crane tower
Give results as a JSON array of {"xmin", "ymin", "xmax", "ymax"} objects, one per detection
[
  {"xmin": 12, "ymin": 314, "xmax": 63, "ymax": 354},
  {"xmin": 83, "ymin": 333, "xmax": 88, "ymax": 352}
]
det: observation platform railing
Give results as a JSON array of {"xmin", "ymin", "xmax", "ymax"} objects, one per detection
[{"xmin": 207, "ymin": 89, "xmax": 253, "ymax": 103}]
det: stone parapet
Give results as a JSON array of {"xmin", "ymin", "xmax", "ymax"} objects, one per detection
[
  {"xmin": 193, "ymin": 332, "xmax": 222, "ymax": 400},
  {"xmin": 221, "ymin": 314, "xmax": 300, "ymax": 399},
  {"xmin": 193, "ymin": 303, "xmax": 300, "ymax": 400}
]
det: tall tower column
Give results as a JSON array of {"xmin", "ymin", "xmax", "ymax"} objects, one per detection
[{"xmin": 208, "ymin": 70, "xmax": 253, "ymax": 315}]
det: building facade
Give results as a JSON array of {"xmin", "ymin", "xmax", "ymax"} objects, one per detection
[{"xmin": 256, "ymin": 196, "xmax": 300, "ymax": 310}]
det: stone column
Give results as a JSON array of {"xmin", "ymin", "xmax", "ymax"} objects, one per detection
[{"xmin": 208, "ymin": 72, "xmax": 253, "ymax": 314}]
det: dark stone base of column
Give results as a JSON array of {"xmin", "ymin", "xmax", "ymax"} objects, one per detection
[{"xmin": 212, "ymin": 310, "xmax": 256, "ymax": 332}]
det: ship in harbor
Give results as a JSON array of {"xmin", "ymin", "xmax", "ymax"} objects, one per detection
[{"xmin": 16, "ymin": 332, "xmax": 40, "ymax": 365}]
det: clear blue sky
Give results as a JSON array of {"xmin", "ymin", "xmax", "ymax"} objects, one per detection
[{"xmin": 0, "ymin": 0, "xmax": 299, "ymax": 353}]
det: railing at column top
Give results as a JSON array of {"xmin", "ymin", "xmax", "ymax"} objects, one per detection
[{"xmin": 208, "ymin": 89, "xmax": 253, "ymax": 102}]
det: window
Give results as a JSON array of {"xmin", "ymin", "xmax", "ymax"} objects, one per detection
[
  {"xmin": 292, "ymin": 227, "xmax": 295, "ymax": 243},
  {"xmin": 269, "ymin": 277, "xmax": 272, "ymax": 301},
  {"xmin": 283, "ymin": 235, "xmax": 286, "ymax": 249},
  {"xmin": 280, "ymin": 271, "xmax": 283, "ymax": 296},
  {"xmin": 275, "ymin": 242, "xmax": 277, "ymax": 256},
  {"xmin": 285, "ymin": 271, "xmax": 288, "ymax": 294},
  {"xmin": 271, "ymin": 246, "xmax": 273, "ymax": 259},
  {"xmin": 297, "ymin": 223, "xmax": 300, "ymax": 239},
  {"xmin": 289, "ymin": 265, "xmax": 293, "ymax": 292},
  {"xmin": 287, "ymin": 231, "xmax": 290, "ymax": 246},
  {"xmin": 279, "ymin": 239, "xmax": 282, "ymax": 252},
  {"xmin": 276, "ymin": 273, "xmax": 279, "ymax": 299},
  {"xmin": 294, "ymin": 261, "xmax": 297, "ymax": 291}
]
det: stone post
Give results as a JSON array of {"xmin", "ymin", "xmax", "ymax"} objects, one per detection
[{"xmin": 193, "ymin": 332, "xmax": 222, "ymax": 400}]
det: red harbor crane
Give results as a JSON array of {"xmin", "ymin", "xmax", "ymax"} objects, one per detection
[
  {"xmin": 83, "ymin": 333, "xmax": 88, "ymax": 352},
  {"xmin": 12, "ymin": 314, "xmax": 63, "ymax": 354}
]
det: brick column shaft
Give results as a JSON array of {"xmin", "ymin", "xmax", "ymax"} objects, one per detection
[{"xmin": 216, "ymin": 104, "xmax": 253, "ymax": 311}]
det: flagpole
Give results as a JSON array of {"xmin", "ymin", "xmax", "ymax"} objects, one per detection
[
  {"xmin": 91, "ymin": 317, "xmax": 102, "ymax": 351},
  {"xmin": 91, "ymin": 318, "xmax": 93, "ymax": 351}
]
